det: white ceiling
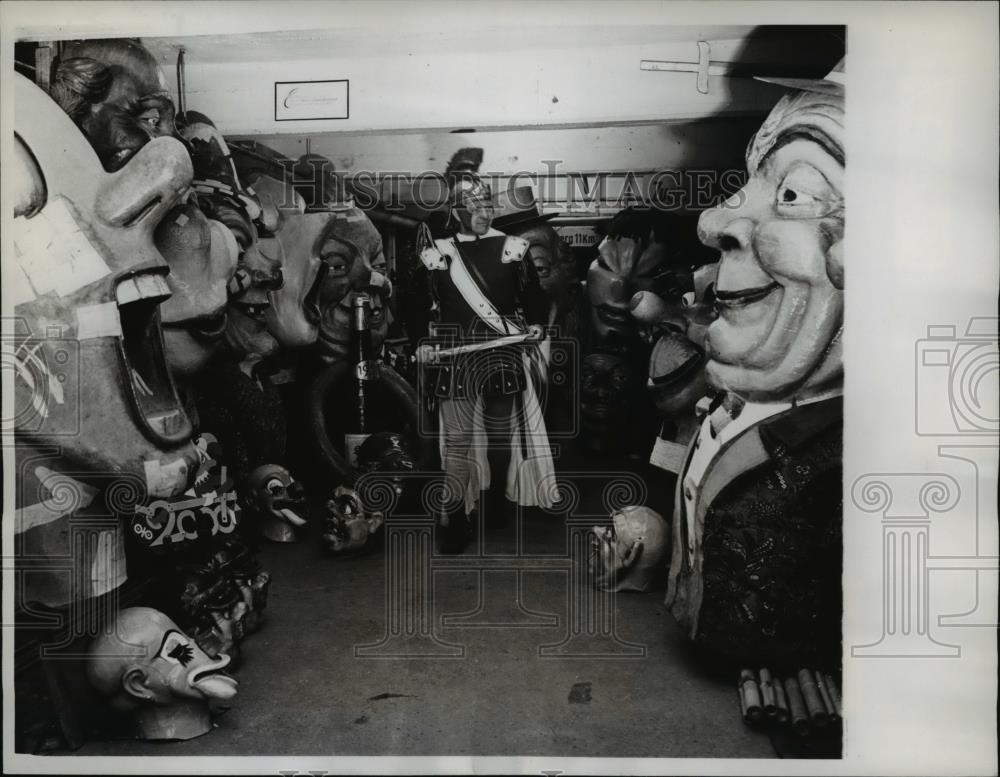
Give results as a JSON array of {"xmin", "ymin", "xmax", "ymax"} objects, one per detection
[{"xmin": 142, "ymin": 25, "xmax": 763, "ymax": 66}]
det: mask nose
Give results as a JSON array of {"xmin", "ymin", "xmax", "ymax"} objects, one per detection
[
  {"xmin": 96, "ymin": 136, "xmax": 193, "ymax": 230},
  {"xmin": 609, "ymin": 277, "xmax": 629, "ymax": 303},
  {"xmin": 697, "ymin": 202, "xmax": 754, "ymax": 254}
]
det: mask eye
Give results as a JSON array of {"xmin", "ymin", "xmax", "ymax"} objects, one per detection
[
  {"xmin": 158, "ymin": 629, "xmax": 195, "ymax": 666},
  {"xmin": 775, "ymin": 164, "xmax": 840, "ymax": 218},
  {"xmin": 529, "ymin": 246, "xmax": 552, "ymax": 277},
  {"xmin": 320, "ymin": 241, "xmax": 352, "ymax": 276},
  {"xmin": 265, "ymin": 477, "xmax": 284, "ymax": 494}
]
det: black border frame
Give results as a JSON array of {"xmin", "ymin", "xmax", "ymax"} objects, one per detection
[{"xmin": 274, "ymin": 79, "xmax": 349, "ymax": 121}]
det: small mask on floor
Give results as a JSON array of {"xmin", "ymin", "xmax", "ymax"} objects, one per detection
[{"xmin": 589, "ymin": 505, "xmax": 669, "ymax": 592}]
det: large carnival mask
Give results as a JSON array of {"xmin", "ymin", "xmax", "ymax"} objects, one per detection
[
  {"xmin": 178, "ymin": 116, "xmax": 281, "ymax": 368},
  {"xmin": 11, "ymin": 74, "xmax": 197, "ymax": 496},
  {"xmin": 247, "ymin": 463, "xmax": 307, "ymax": 543},
  {"xmin": 587, "ymin": 216, "xmax": 673, "ymax": 340},
  {"xmin": 87, "ymin": 607, "xmax": 238, "ymax": 740},
  {"xmin": 51, "ymin": 44, "xmax": 240, "ymax": 377},
  {"xmin": 589, "ymin": 505, "xmax": 669, "ymax": 592},
  {"xmin": 319, "ymin": 247, "xmax": 392, "ymax": 364},
  {"xmin": 697, "ymin": 86, "xmax": 844, "ymax": 402},
  {"xmin": 633, "ymin": 263, "xmax": 718, "ymax": 422},
  {"xmin": 154, "ymin": 203, "xmax": 238, "ymax": 375},
  {"xmin": 249, "ymin": 174, "xmax": 330, "ymax": 349}
]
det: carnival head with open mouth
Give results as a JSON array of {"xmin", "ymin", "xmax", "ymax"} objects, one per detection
[
  {"xmin": 11, "ymin": 74, "xmax": 198, "ymax": 498},
  {"xmin": 87, "ymin": 607, "xmax": 238, "ymax": 740},
  {"xmin": 697, "ymin": 72, "xmax": 844, "ymax": 402},
  {"xmin": 631, "ymin": 263, "xmax": 718, "ymax": 422}
]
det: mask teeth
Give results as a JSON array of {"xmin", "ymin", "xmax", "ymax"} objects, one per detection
[{"xmin": 115, "ymin": 273, "xmax": 172, "ymax": 305}]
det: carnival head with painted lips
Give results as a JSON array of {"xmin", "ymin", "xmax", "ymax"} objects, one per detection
[
  {"xmin": 697, "ymin": 70, "xmax": 844, "ymax": 402},
  {"xmin": 12, "ymin": 74, "xmax": 198, "ymax": 497}
]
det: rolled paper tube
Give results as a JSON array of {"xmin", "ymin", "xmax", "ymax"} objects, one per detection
[
  {"xmin": 784, "ymin": 676, "xmax": 810, "ymax": 736},
  {"xmin": 738, "ymin": 683, "xmax": 749, "ymax": 721},
  {"xmin": 773, "ymin": 677, "xmax": 790, "ymax": 723},
  {"xmin": 758, "ymin": 668, "xmax": 777, "ymax": 715},
  {"xmin": 739, "ymin": 669, "xmax": 763, "ymax": 722},
  {"xmin": 798, "ymin": 669, "xmax": 828, "ymax": 727},
  {"xmin": 815, "ymin": 672, "xmax": 839, "ymax": 722},
  {"xmin": 823, "ymin": 673, "xmax": 843, "ymax": 719}
]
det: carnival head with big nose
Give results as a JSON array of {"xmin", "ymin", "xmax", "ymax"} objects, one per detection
[
  {"xmin": 697, "ymin": 68, "xmax": 844, "ymax": 402},
  {"xmin": 53, "ymin": 41, "xmax": 238, "ymax": 376},
  {"xmin": 12, "ymin": 73, "xmax": 199, "ymax": 496}
]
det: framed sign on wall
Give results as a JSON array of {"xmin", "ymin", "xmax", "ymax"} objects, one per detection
[{"xmin": 274, "ymin": 79, "xmax": 349, "ymax": 121}]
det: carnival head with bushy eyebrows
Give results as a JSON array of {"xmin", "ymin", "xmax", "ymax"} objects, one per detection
[{"xmin": 696, "ymin": 84, "xmax": 844, "ymax": 402}]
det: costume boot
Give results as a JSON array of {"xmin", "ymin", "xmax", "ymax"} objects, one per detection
[{"xmin": 437, "ymin": 504, "xmax": 473, "ymax": 555}]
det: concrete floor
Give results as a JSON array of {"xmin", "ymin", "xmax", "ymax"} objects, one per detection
[{"xmin": 68, "ymin": 453, "xmax": 777, "ymax": 759}]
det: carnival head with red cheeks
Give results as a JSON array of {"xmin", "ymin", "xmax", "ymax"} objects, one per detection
[{"xmin": 697, "ymin": 87, "xmax": 844, "ymax": 402}]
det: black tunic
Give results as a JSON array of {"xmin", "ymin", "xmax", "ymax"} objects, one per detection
[{"xmin": 424, "ymin": 234, "xmax": 548, "ymax": 400}]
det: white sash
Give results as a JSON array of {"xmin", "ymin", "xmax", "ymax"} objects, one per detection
[{"xmin": 437, "ymin": 238, "xmax": 522, "ymax": 337}]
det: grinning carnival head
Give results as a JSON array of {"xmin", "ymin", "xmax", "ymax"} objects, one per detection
[
  {"xmin": 11, "ymin": 73, "xmax": 198, "ymax": 496},
  {"xmin": 696, "ymin": 59, "xmax": 845, "ymax": 402}
]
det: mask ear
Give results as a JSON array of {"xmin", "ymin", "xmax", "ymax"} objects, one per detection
[
  {"xmin": 826, "ymin": 240, "xmax": 844, "ymax": 289},
  {"xmin": 622, "ymin": 539, "xmax": 644, "ymax": 569},
  {"xmin": 121, "ymin": 665, "xmax": 155, "ymax": 703}
]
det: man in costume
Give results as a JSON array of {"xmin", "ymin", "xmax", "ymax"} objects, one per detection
[
  {"xmin": 417, "ymin": 148, "xmax": 556, "ymax": 552},
  {"xmin": 665, "ymin": 60, "xmax": 845, "ymax": 677}
]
